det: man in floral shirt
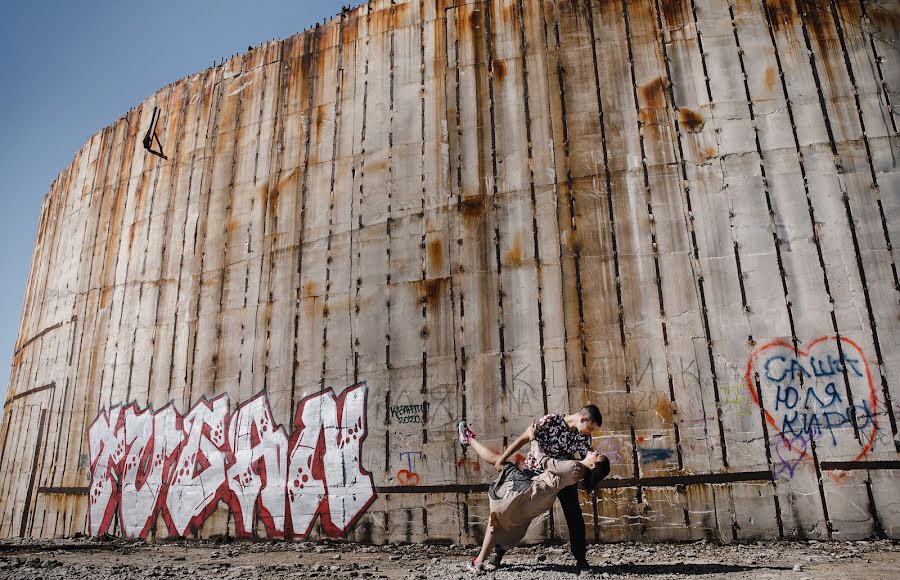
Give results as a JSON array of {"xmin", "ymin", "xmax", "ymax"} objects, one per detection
[{"xmin": 492, "ymin": 405, "xmax": 603, "ymax": 570}]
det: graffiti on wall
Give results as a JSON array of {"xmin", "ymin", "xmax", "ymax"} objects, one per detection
[
  {"xmin": 88, "ymin": 383, "xmax": 375, "ymax": 539},
  {"xmin": 389, "ymin": 402, "xmax": 429, "ymax": 424},
  {"xmin": 745, "ymin": 336, "xmax": 879, "ymax": 477}
]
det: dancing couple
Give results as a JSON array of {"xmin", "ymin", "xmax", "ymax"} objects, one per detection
[{"xmin": 458, "ymin": 405, "xmax": 610, "ymax": 574}]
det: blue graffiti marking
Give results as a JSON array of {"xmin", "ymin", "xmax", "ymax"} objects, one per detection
[
  {"xmin": 765, "ymin": 353, "xmax": 863, "ymax": 385},
  {"xmin": 638, "ymin": 447, "xmax": 674, "ymax": 465}
]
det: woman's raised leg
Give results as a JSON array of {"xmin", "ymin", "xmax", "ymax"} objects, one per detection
[{"xmin": 459, "ymin": 421, "xmax": 501, "ymax": 465}]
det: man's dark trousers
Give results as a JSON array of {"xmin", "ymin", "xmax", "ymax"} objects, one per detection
[{"xmin": 556, "ymin": 483, "xmax": 587, "ymax": 563}]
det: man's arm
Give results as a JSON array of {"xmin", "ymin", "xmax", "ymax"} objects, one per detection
[{"xmin": 494, "ymin": 425, "xmax": 534, "ymax": 471}]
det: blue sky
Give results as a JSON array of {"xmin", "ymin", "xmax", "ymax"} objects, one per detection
[{"xmin": 0, "ymin": 0, "xmax": 348, "ymax": 415}]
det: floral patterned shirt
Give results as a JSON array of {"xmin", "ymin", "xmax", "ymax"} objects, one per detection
[{"xmin": 523, "ymin": 413, "xmax": 592, "ymax": 474}]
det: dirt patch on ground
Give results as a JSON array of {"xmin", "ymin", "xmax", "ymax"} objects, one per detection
[{"xmin": 0, "ymin": 537, "xmax": 897, "ymax": 579}]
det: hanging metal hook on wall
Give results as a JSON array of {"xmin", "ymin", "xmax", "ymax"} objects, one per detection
[{"xmin": 142, "ymin": 106, "xmax": 168, "ymax": 160}]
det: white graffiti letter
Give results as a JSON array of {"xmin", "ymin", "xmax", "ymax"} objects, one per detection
[
  {"xmin": 164, "ymin": 396, "xmax": 229, "ymax": 536},
  {"xmin": 119, "ymin": 405, "xmax": 181, "ymax": 538},
  {"xmin": 88, "ymin": 407, "xmax": 125, "ymax": 536},
  {"xmin": 226, "ymin": 393, "xmax": 289, "ymax": 537},
  {"xmin": 287, "ymin": 390, "xmax": 329, "ymax": 537},
  {"xmin": 287, "ymin": 383, "xmax": 375, "ymax": 538},
  {"xmin": 321, "ymin": 383, "xmax": 375, "ymax": 535}
]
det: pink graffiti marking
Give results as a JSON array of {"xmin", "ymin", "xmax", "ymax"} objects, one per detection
[{"xmin": 87, "ymin": 383, "xmax": 375, "ymax": 539}]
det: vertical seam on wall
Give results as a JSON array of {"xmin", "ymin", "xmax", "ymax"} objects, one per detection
[
  {"xmin": 21, "ymin": 409, "xmax": 48, "ymax": 538},
  {"xmin": 50, "ymin": 129, "xmax": 108, "ymax": 501},
  {"xmin": 290, "ymin": 26, "xmax": 322, "ymax": 417},
  {"xmin": 516, "ymin": 0, "xmax": 550, "ymax": 417},
  {"xmin": 186, "ymin": 66, "xmax": 227, "ymax": 406},
  {"xmin": 550, "ymin": 2, "xmax": 589, "ymax": 393},
  {"xmin": 66, "ymin": 116, "xmax": 135, "ymax": 533},
  {"xmin": 651, "ymin": 0, "xmax": 728, "ymax": 473},
  {"xmin": 352, "ymin": 4, "xmax": 372, "ymax": 388},
  {"xmin": 321, "ymin": 10, "xmax": 348, "ymax": 389},
  {"xmin": 385, "ymin": 1, "xmax": 397, "ymax": 474},
  {"xmin": 166, "ymin": 70, "xmax": 216, "ymax": 408},
  {"xmin": 236, "ymin": 45, "xmax": 273, "ymax": 399},
  {"xmin": 619, "ymin": 0, "xmax": 661, "ymax": 512},
  {"xmin": 125, "ymin": 88, "xmax": 175, "ymax": 405},
  {"xmin": 449, "ymin": 8, "xmax": 467, "ymax": 426},
  {"xmin": 29, "ymin": 151, "xmax": 77, "ymax": 529},
  {"xmin": 444, "ymin": 3, "xmax": 469, "ymax": 538},
  {"xmin": 418, "ymin": 0, "xmax": 429, "ymax": 449},
  {"xmin": 19, "ymin": 407, "xmax": 46, "ymax": 538},
  {"xmin": 584, "ymin": 0, "xmax": 644, "ymax": 539},
  {"xmin": 484, "ymin": 0, "xmax": 511, "ymax": 429},
  {"xmin": 260, "ymin": 39, "xmax": 292, "ymax": 397},
  {"xmin": 760, "ymin": 0, "xmax": 835, "ymax": 538},
  {"xmin": 0, "ymin": 407, "xmax": 27, "ymax": 535},
  {"xmin": 144, "ymin": 83, "xmax": 191, "ymax": 407},
  {"xmin": 826, "ymin": 0, "xmax": 899, "ymax": 453},
  {"xmin": 91, "ymin": 107, "xmax": 141, "ymax": 440},
  {"xmin": 210, "ymin": 55, "xmax": 248, "ymax": 398},
  {"xmin": 43, "ymin": 129, "xmax": 98, "ymax": 490},
  {"xmin": 800, "ymin": 0, "xmax": 891, "ymax": 534},
  {"xmin": 542, "ymin": 0, "xmax": 578, "ymax": 540},
  {"xmin": 538, "ymin": 0, "xmax": 569, "ymax": 537},
  {"xmin": 724, "ymin": 0, "xmax": 785, "ymax": 539}
]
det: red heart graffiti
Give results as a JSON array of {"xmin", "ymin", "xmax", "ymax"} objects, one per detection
[
  {"xmin": 397, "ymin": 469, "xmax": 420, "ymax": 486},
  {"xmin": 744, "ymin": 335, "xmax": 878, "ymax": 461}
]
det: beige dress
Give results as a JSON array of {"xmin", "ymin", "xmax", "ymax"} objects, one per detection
[{"xmin": 486, "ymin": 456, "xmax": 583, "ymax": 550}]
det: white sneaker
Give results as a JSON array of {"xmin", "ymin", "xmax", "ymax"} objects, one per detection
[{"xmin": 466, "ymin": 558, "xmax": 486, "ymax": 575}]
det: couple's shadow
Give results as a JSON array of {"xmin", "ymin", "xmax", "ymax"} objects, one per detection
[{"xmin": 500, "ymin": 561, "xmax": 778, "ymax": 575}]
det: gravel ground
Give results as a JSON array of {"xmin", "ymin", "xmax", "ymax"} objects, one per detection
[{"xmin": 0, "ymin": 537, "xmax": 897, "ymax": 580}]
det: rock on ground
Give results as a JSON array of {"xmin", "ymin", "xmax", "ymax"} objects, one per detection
[{"xmin": 0, "ymin": 537, "xmax": 897, "ymax": 579}]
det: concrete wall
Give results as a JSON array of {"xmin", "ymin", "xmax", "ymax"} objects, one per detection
[{"xmin": 1, "ymin": 0, "xmax": 898, "ymax": 543}]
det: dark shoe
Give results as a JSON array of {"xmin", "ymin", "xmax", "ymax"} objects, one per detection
[
  {"xmin": 488, "ymin": 546, "xmax": 506, "ymax": 568},
  {"xmin": 575, "ymin": 559, "xmax": 591, "ymax": 571}
]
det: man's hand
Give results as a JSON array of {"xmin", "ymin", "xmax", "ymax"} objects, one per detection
[
  {"xmin": 572, "ymin": 463, "xmax": 586, "ymax": 477},
  {"xmin": 494, "ymin": 425, "xmax": 535, "ymax": 473}
]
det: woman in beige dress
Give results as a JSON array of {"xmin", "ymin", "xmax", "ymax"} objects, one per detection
[{"xmin": 458, "ymin": 421, "xmax": 609, "ymax": 574}]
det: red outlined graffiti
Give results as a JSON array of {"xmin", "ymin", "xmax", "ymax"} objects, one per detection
[
  {"xmin": 163, "ymin": 395, "xmax": 230, "ymax": 536},
  {"xmin": 745, "ymin": 336, "xmax": 879, "ymax": 473},
  {"xmin": 87, "ymin": 383, "xmax": 375, "ymax": 539},
  {"xmin": 88, "ymin": 407, "xmax": 126, "ymax": 536},
  {"xmin": 226, "ymin": 393, "xmax": 289, "ymax": 538},
  {"xmin": 287, "ymin": 383, "xmax": 375, "ymax": 539},
  {"xmin": 118, "ymin": 404, "xmax": 181, "ymax": 538}
]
